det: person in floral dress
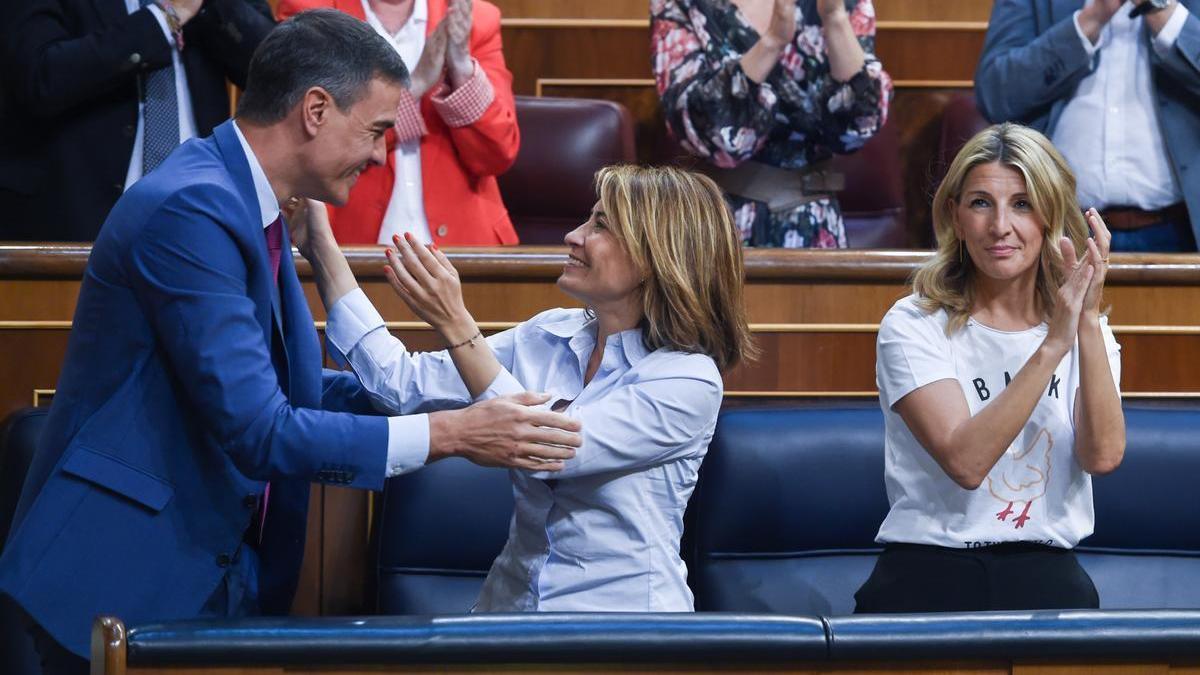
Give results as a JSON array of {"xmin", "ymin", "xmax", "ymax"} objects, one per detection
[{"xmin": 652, "ymin": 0, "xmax": 892, "ymax": 247}]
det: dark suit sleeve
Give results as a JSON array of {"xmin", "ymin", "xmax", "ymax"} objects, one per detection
[
  {"xmin": 186, "ymin": 0, "xmax": 276, "ymax": 88},
  {"xmin": 127, "ymin": 186, "xmax": 388, "ymax": 490},
  {"xmin": 322, "ymin": 368, "xmax": 382, "ymax": 415},
  {"xmin": 975, "ymin": 0, "xmax": 1095, "ymax": 123},
  {"xmin": 3, "ymin": 0, "xmax": 174, "ymax": 118},
  {"xmin": 1153, "ymin": 9, "xmax": 1200, "ymax": 100}
]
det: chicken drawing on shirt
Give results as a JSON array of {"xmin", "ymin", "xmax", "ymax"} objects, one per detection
[{"xmin": 986, "ymin": 427, "xmax": 1052, "ymax": 529}]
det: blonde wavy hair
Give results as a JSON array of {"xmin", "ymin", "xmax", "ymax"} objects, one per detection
[
  {"xmin": 913, "ymin": 123, "xmax": 1090, "ymax": 334},
  {"xmin": 593, "ymin": 165, "xmax": 757, "ymax": 371}
]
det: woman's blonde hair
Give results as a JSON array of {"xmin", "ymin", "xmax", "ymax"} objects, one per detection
[
  {"xmin": 913, "ymin": 123, "xmax": 1089, "ymax": 333},
  {"xmin": 593, "ymin": 164, "xmax": 757, "ymax": 371}
]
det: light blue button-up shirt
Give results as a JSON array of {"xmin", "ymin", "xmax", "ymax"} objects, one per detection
[{"xmin": 326, "ymin": 289, "xmax": 724, "ymax": 611}]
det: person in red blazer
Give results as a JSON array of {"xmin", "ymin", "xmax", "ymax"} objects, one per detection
[{"xmin": 276, "ymin": 0, "xmax": 520, "ymax": 245}]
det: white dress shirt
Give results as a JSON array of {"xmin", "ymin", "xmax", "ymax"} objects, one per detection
[
  {"xmin": 122, "ymin": 0, "xmax": 199, "ymax": 190},
  {"xmin": 1054, "ymin": 4, "xmax": 1189, "ymax": 211},
  {"xmin": 360, "ymin": 0, "xmax": 434, "ymax": 245},
  {"xmin": 325, "ymin": 290, "xmax": 724, "ymax": 611},
  {"xmin": 231, "ymin": 122, "xmax": 430, "ymax": 478}
]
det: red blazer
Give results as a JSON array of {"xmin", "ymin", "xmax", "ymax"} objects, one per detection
[{"xmin": 276, "ymin": 0, "xmax": 520, "ymax": 245}]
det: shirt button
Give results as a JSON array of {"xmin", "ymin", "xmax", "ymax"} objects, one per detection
[
  {"xmin": 123, "ymin": 124, "xmax": 135, "ymax": 138},
  {"xmin": 216, "ymin": 553, "xmax": 232, "ymax": 568},
  {"xmin": 436, "ymin": 224, "xmax": 448, "ymax": 238},
  {"xmin": 242, "ymin": 494, "xmax": 258, "ymax": 509},
  {"xmin": 129, "ymin": 53, "xmax": 142, "ymax": 65}
]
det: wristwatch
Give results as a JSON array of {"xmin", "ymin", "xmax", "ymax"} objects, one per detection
[{"xmin": 1129, "ymin": 0, "xmax": 1174, "ymax": 19}]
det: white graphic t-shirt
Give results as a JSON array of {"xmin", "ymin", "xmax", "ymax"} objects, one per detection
[{"xmin": 875, "ymin": 294, "xmax": 1122, "ymax": 549}]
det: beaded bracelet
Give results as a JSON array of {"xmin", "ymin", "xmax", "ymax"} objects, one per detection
[{"xmin": 447, "ymin": 330, "xmax": 482, "ymax": 350}]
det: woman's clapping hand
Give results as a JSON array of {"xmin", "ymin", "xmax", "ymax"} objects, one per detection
[
  {"xmin": 384, "ymin": 233, "xmax": 477, "ymax": 345},
  {"xmin": 1045, "ymin": 212, "xmax": 1111, "ymax": 357}
]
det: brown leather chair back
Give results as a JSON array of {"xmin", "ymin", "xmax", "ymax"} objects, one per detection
[
  {"xmin": 832, "ymin": 121, "xmax": 906, "ymax": 248},
  {"xmin": 498, "ymin": 96, "xmax": 637, "ymax": 245}
]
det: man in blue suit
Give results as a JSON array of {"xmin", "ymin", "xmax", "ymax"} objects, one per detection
[
  {"xmin": 0, "ymin": 10, "xmax": 580, "ymax": 672},
  {"xmin": 976, "ymin": 0, "xmax": 1200, "ymax": 251}
]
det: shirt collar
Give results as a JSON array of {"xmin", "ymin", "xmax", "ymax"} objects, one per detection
[
  {"xmin": 361, "ymin": 0, "xmax": 427, "ymax": 37},
  {"xmin": 231, "ymin": 120, "xmax": 281, "ymax": 229},
  {"xmin": 538, "ymin": 311, "xmax": 650, "ymax": 366}
]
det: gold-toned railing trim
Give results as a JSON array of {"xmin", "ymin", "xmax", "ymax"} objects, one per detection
[
  {"xmin": 6, "ymin": 321, "xmax": 1200, "ymax": 335},
  {"xmin": 725, "ymin": 390, "xmax": 1200, "ymax": 399},
  {"xmin": 891, "ymin": 80, "xmax": 975, "ymax": 89},
  {"xmin": 501, "ymin": 18, "xmax": 989, "ymax": 31}
]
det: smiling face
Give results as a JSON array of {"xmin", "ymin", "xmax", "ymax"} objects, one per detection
[
  {"xmin": 306, "ymin": 77, "xmax": 402, "ymax": 205},
  {"xmin": 557, "ymin": 202, "xmax": 643, "ymax": 309},
  {"xmin": 953, "ymin": 161, "xmax": 1046, "ymax": 286}
]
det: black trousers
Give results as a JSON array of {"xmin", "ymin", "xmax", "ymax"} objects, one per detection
[{"xmin": 854, "ymin": 543, "xmax": 1100, "ymax": 613}]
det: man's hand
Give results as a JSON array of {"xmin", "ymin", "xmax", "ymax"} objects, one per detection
[
  {"xmin": 170, "ymin": 0, "xmax": 204, "ymax": 25},
  {"xmin": 428, "ymin": 392, "xmax": 582, "ymax": 471},
  {"xmin": 445, "ymin": 0, "xmax": 475, "ymax": 89},
  {"xmin": 1078, "ymin": 0, "xmax": 1123, "ymax": 43}
]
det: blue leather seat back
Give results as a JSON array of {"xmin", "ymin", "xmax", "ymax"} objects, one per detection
[
  {"xmin": 375, "ymin": 458, "xmax": 513, "ymax": 614},
  {"xmin": 1078, "ymin": 403, "xmax": 1200, "ymax": 608},
  {"xmin": 691, "ymin": 402, "xmax": 889, "ymax": 615}
]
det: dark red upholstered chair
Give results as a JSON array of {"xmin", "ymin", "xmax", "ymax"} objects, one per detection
[
  {"xmin": 832, "ymin": 121, "xmax": 906, "ymax": 248},
  {"xmin": 926, "ymin": 94, "xmax": 990, "ymax": 242},
  {"xmin": 497, "ymin": 96, "xmax": 637, "ymax": 245},
  {"xmin": 935, "ymin": 94, "xmax": 990, "ymax": 187}
]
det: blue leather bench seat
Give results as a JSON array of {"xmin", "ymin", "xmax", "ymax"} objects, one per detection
[
  {"xmin": 694, "ymin": 399, "xmax": 1200, "ymax": 614},
  {"xmin": 374, "ymin": 399, "xmax": 1200, "ymax": 616}
]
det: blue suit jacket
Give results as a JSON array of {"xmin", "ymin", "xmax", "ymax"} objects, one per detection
[
  {"xmin": 976, "ymin": 0, "xmax": 1200, "ymax": 243},
  {"xmin": 0, "ymin": 120, "xmax": 390, "ymax": 657}
]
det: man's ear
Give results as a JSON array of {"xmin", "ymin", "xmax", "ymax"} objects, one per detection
[{"xmin": 300, "ymin": 86, "xmax": 334, "ymax": 138}]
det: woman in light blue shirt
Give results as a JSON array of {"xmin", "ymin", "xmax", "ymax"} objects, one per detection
[{"xmin": 292, "ymin": 165, "xmax": 756, "ymax": 611}]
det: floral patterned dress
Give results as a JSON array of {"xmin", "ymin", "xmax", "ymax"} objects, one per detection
[{"xmin": 652, "ymin": 0, "xmax": 892, "ymax": 247}]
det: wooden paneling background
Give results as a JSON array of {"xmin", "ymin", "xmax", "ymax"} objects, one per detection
[
  {"xmin": 4, "ymin": 245, "xmax": 1200, "ymax": 615},
  {"xmin": 491, "ymin": 0, "xmax": 993, "ymax": 245}
]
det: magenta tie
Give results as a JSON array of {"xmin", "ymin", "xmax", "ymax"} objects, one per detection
[
  {"xmin": 257, "ymin": 216, "xmax": 283, "ymax": 542},
  {"xmin": 266, "ymin": 216, "xmax": 283, "ymax": 284}
]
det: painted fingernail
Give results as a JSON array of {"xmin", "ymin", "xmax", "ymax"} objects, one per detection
[{"xmin": 431, "ymin": 243, "xmax": 439, "ymax": 251}]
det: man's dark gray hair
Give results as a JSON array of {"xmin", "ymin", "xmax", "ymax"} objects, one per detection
[{"xmin": 237, "ymin": 9, "xmax": 409, "ymax": 124}]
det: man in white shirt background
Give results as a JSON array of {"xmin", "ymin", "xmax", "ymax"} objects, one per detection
[
  {"xmin": 0, "ymin": 0, "xmax": 276, "ymax": 241},
  {"xmin": 976, "ymin": 0, "xmax": 1200, "ymax": 252}
]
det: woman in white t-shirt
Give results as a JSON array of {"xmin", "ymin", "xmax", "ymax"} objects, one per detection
[{"xmin": 855, "ymin": 124, "xmax": 1125, "ymax": 613}]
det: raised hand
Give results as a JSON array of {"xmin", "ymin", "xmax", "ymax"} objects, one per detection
[
  {"xmin": 172, "ymin": 0, "xmax": 205, "ymax": 25},
  {"xmin": 1045, "ymin": 237, "xmax": 1095, "ymax": 358},
  {"xmin": 816, "ymin": 0, "xmax": 848, "ymax": 21},
  {"xmin": 1080, "ymin": 208, "xmax": 1111, "ymax": 316},
  {"xmin": 1078, "ymin": 0, "xmax": 1124, "ymax": 42},
  {"xmin": 764, "ymin": 0, "xmax": 797, "ymax": 49},
  {"xmin": 410, "ymin": 19, "xmax": 449, "ymax": 98},
  {"xmin": 282, "ymin": 197, "xmax": 333, "ymax": 262},
  {"xmin": 383, "ymin": 232, "xmax": 475, "ymax": 344},
  {"xmin": 445, "ymin": 0, "xmax": 475, "ymax": 89}
]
